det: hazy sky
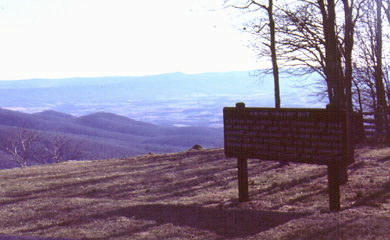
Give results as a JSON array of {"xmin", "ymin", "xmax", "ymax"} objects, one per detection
[{"xmin": 0, "ymin": 0, "xmax": 258, "ymax": 80}]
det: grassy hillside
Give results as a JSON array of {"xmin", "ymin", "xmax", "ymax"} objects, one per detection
[{"xmin": 0, "ymin": 147, "xmax": 388, "ymax": 239}]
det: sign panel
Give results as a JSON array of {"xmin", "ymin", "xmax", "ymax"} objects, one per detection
[{"xmin": 224, "ymin": 107, "xmax": 352, "ymax": 165}]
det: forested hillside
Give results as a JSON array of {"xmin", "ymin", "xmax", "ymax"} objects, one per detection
[{"xmin": 0, "ymin": 108, "xmax": 223, "ymax": 169}]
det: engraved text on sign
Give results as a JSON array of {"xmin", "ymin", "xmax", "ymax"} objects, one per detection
[{"xmin": 223, "ymin": 107, "xmax": 350, "ymax": 165}]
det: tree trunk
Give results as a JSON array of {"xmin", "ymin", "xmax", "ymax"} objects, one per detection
[
  {"xmin": 319, "ymin": 0, "xmax": 345, "ymax": 107},
  {"xmin": 268, "ymin": 0, "xmax": 281, "ymax": 108},
  {"xmin": 342, "ymin": 0, "xmax": 354, "ymax": 112},
  {"xmin": 374, "ymin": 0, "xmax": 387, "ymax": 134}
]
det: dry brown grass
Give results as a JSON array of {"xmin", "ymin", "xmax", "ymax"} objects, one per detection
[{"xmin": 0, "ymin": 148, "xmax": 389, "ymax": 239}]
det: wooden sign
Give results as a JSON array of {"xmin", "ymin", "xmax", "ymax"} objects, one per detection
[
  {"xmin": 224, "ymin": 106, "xmax": 353, "ymax": 165},
  {"xmin": 223, "ymin": 103, "xmax": 354, "ymax": 211}
]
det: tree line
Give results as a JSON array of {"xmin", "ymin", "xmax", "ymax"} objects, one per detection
[{"xmin": 226, "ymin": 0, "xmax": 390, "ymax": 136}]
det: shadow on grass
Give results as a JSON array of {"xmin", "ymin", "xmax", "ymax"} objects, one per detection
[
  {"xmin": 377, "ymin": 155, "xmax": 390, "ymax": 162},
  {"xmin": 0, "ymin": 234, "xmax": 72, "ymax": 240},
  {"xmin": 101, "ymin": 204, "xmax": 310, "ymax": 239},
  {"xmin": 349, "ymin": 180, "xmax": 390, "ymax": 208}
]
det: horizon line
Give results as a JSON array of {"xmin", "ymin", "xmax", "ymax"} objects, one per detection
[{"xmin": 0, "ymin": 69, "xmax": 260, "ymax": 82}]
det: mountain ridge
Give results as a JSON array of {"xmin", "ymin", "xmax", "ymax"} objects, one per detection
[{"xmin": 0, "ymin": 108, "xmax": 223, "ymax": 169}]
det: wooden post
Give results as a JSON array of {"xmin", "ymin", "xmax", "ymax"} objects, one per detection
[
  {"xmin": 238, "ymin": 157, "xmax": 249, "ymax": 202},
  {"xmin": 326, "ymin": 103, "xmax": 349, "ymax": 186},
  {"xmin": 339, "ymin": 165, "xmax": 348, "ymax": 185},
  {"xmin": 236, "ymin": 102, "xmax": 246, "ymax": 109},
  {"xmin": 235, "ymin": 102, "xmax": 249, "ymax": 202},
  {"xmin": 328, "ymin": 164, "xmax": 341, "ymax": 211},
  {"xmin": 326, "ymin": 104, "xmax": 342, "ymax": 211}
]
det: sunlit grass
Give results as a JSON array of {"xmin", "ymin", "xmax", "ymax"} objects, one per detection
[{"xmin": 0, "ymin": 148, "xmax": 388, "ymax": 239}]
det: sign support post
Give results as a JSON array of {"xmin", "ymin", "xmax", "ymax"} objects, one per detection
[
  {"xmin": 328, "ymin": 164, "xmax": 341, "ymax": 211},
  {"xmin": 237, "ymin": 157, "xmax": 249, "ymax": 202},
  {"xmin": 236, "ymin": 102, "xmax": 249, "ymax": 202},
  {"xmin": 326, "ymin": 104, "xmax": 349, "ymax": 186}
]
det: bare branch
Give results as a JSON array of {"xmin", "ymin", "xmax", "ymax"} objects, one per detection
[
  {"xmin": 0, "ymin": 128, "xmax": 42, "ymax": 167},
  {"xmin": 42, "ymin": 134, "xmax": 88, "ymax": 163}
]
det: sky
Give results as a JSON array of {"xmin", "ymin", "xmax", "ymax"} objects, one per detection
[{"xmin": 0, "ymin": 0, "xmax": 258, "ymax": 80}]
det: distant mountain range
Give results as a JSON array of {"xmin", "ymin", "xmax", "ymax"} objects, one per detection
[
  {"xmin": 0, "ymin": 71, "xmax": 325, "ymax": 127},
  {"xmin": 0, "ymin": 108, "xmax": 223, "ymax": 169}
]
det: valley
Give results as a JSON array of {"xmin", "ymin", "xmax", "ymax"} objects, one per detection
[
  {"xmin": 0, "ymin": 71, "xmax": 324, "ymax": 128},
  {"xmin": 0, "ymin": 71, "xmax": 324, "ymax": 169}
]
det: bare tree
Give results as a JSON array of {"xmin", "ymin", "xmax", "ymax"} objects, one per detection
[
  {"xmin": 252, "ymin": 0, "xmax": 281, "ymax": 108},
  {"xmin": 227, "ymin": 0, "xmax": 390, "ymax": 145},
  {"xmin": 42, "ymin": 135, "xmax": 87, "ymax": 163},
  {"xmin": 353, "ymin": 0, "xmax": 376, "ymax": 112},
  {"xmin": 352, "ymin": 0, "xmax": 390, "ymax": 135},
  {"xmin": 372, "ymin": 0, "xmax": 388, "ymax": 134},
  {"xmin": 226, "ymin": 0, "xmax": 282, "ymax": 107},
  {"xmin": 0, "ymin": 128, "xmax": 41, "ymax": 167},
  {"xmin": 280, "ymin": 0, "xmax": 359, "ymax": 109}
]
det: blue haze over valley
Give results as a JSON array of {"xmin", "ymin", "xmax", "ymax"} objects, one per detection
[{"xmin": 1, "ymin": 71, "xmax": 323, "ymax": 128}]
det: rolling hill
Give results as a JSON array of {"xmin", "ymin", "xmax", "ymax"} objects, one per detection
[{"xmin": 0, "ymin": 108, "xmax": 223, "ymax": 169}]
